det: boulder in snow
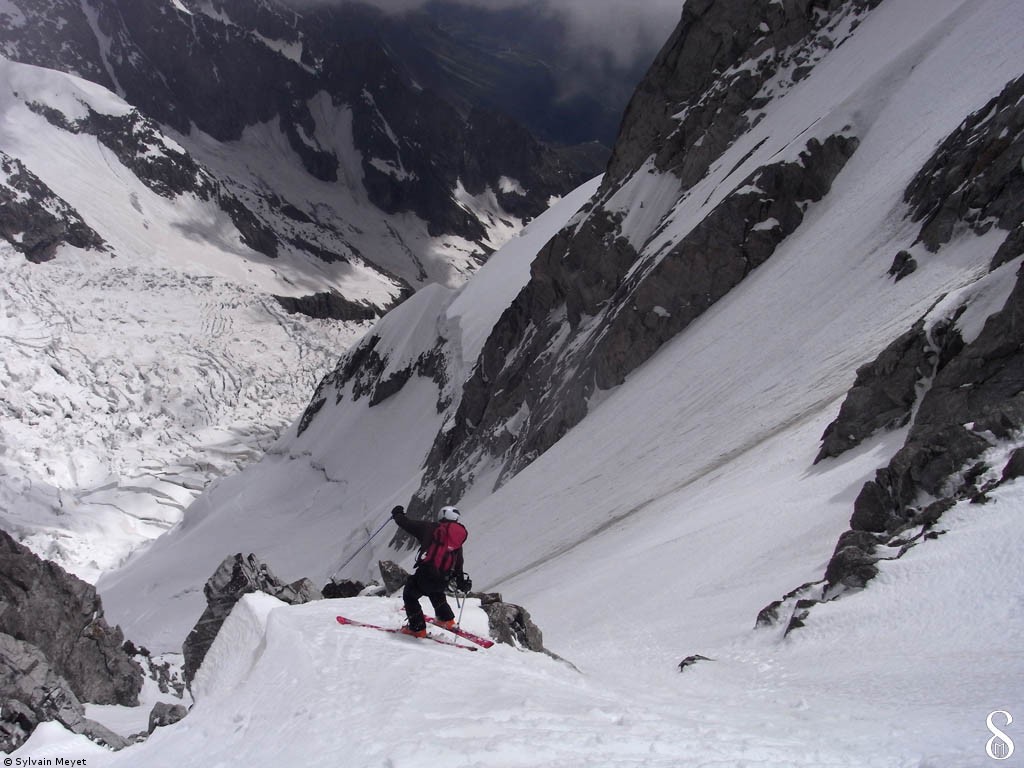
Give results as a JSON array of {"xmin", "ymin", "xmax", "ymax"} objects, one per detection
[
  {"xmin": 378, "ymin": 560, "xmax": 409, "ymax": 595},
  {"xmin": 148, "ymin": 701, "xmax": 188, "ymax": 733},
  {"xmin": 323, "ymin": 578, "xmax": 367, "ymax": 599},
  {"xmin": 478, "ymin": 596, "xmax": 544, "ymax": 652}
]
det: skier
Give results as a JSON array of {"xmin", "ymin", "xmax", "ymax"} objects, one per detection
[{"xmin": 391, "ymin": 504, "xmax": 472, "ymax": 638}]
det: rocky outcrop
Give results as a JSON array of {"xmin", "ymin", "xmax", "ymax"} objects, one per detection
[
  {"xmin": 0, "ymin": 150, "xmax": 106, "ymax": 262},
  {"xmin": 905, "ymin": 74, "xmax": 1024, "ymax": 261},
  {"xmin": 815, "ymin": 314, "xmax": 967, "ymax": 462},
  {"xmin": 377, "ymin": 561, "xmax": 410, "ymax": 596},
  {"xmin": 182, "ymin": 554, "xmax": 321, "ymax": 686},
  {"xmin": 477, "ymin": 594, "xmax": 545, "ymax": 652},
  {"xmin": 677, "ymin": 654, "xmax": 713, "ymax": 673},
  {"xmin": 274, "ymin": 291, "xmax": 385, "ymax": 322},
  {"xmin": 0, "ymin": 633, "xmax": 129, "ymax": 753},
  {"xmin": 322, "ymin": 579, "xmax": 367, "ymax": 599},
  {"xmin": 761, "ymin": 74, "xmax": 1024, "ymax": 631},
  {"xmin": 297, "ymin": 315, "xmax": 453, "ymax": 437},
  {"xmin": 0, "ymin": 531, "xmax": 142, "ymax": 707},
  {"xmin": 607, "ymin": 0, "xmax": 880, "ymax": 190}
]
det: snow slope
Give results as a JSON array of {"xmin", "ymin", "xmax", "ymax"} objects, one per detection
[
  {"xmin": 0, "ymin": 59, "xmax": 371, "ymax": 579},
  {"xmin": 96, "ymin": 176, "xmax": 603, "ymax": 649},
  {"xmin": 0, "ymin": 48, "xmax": 538, "ymax": 580},
  {"xmin": 12, "ymin": 0, "xmax": 1024, "ymax": 765},
  {"xmin": 22, "ymin": 479, "xmax": 1024, "ymax": 768}
]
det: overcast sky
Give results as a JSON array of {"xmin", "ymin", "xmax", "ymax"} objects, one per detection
[{"xmin": 293, "ymin": 0, "xmax": 684, "ymax": 67}]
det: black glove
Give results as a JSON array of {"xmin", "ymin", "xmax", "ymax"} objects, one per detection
[
  {"xmin": 453, "ymin": 572, "xmax": 472, "ymax": 592},
  {"xmin": 391, "ymin": 505, "xmax": 404, "ymax": 519}
]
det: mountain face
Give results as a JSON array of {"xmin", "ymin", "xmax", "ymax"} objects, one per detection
[
  {"xmin": 296, "ymin": 0, "xmax": 1024, "ymax": 606},
  {"xmin": 0, "ymin": 0, "xmax": 602, "ymax": 300},
  {"xmin": 38, "ymin": 0, "xmax": 1020, "ymax": 762},
  {"xmin": 0, "ymin": 149, "xmax": 106, "ymax": 262},
  {"xmin": 95, "ymin": 0, "xmax": 1024, "ymax": 657},
  {"xmin": 406, "ymin": 0, "xmax": 884, "ymax": 512},
  {"xmin": 0, "ymin": 0, "xmax": 612, "ymax": 578}
]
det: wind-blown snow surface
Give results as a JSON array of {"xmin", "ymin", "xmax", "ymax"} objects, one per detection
[{"xmin": 23, "ymin": 0, "xmax": 1023, "ymax": 764}]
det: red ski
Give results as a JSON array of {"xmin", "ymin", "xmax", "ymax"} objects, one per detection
[
  {"xmin": 335, "ymin": 615, "xmax": 477, "ymax": 651},
  {"xmin": 425, "ymin": 615, "xmax": 495, "ymax": 648}
]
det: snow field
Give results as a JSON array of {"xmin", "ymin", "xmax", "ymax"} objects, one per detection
[
  {"xmin": 0, "ymin": 241, "xmax": 363, "ymax": 580},
  {"xmin": 51, "ymin": 595, "xmax": 891, "ymax": 768}
]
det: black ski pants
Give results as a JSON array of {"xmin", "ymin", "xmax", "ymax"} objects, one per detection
[{"xmin": 403, "ymin": 567, "xmax": 454, "ymax": 631}]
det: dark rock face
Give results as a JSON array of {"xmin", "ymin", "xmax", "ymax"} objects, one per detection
[
  {"xmin": 607, "ymin": 0, "xmax": 880, "ymax": 190},
  {"xmin": 0, "ymin": 150, "xmax": 106, "ymax": 262},
  {"xmin": 905, "ymin": 73, "xmax": 1024, "ymax": 258},
  {"xmin": 1002, "ymin": 447, "xmax": 1024, "ymax": 482},
  {"xmin": 274, "ymin": 291, "xmax": 384, "ymax": 322},
  {"xmin": 0, "ymin": 633, "xmax": 129, "ymax": 753},
  {"xmin": 0, "ymin": 531, "xmax": 142, "ymax": 707},
  {"xmin": 182, "ymin": 554, "xmax": 321, "ymax": 686},
  {"xmin": 815, "ymin": 316, "xmax": 966, "ymax": 462},
  {"xmin": 410, "ymin": 129, "xmax": 859, "ymax": 514},
  {"xmin": 0, "ymin": 0, "xmax": 113, "ymax": 89}
]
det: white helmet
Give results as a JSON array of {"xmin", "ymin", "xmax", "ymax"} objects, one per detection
[{"xmin": 439, "ymin": 505, "xmax": 460, "ymax": 522}]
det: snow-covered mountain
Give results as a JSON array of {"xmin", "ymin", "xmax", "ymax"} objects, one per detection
[
  {"xmin": 0, "ymin": 0, "xmax": 604, "ymax": 577},
  {"xmin": 6, "ymin": 0, "xmax": 1024, "ymax": 764}
]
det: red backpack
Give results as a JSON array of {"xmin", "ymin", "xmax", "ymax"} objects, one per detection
[{"xmin": 418, "ymin": 521, "xmax": 467, "ymax": 576}]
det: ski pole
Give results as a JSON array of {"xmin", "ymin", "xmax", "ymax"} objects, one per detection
[
  {"xmin": 456, "ymin": 591, "xmax": 466, "ymax": 628},
  {"xmin": 331, "ymin": 516, "xmax": 390, "ymax": 580}
]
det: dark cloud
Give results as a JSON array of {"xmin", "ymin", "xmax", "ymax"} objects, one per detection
[
  {"xmin": 288, "ymin": 0, "xmax": 683, "ymax": 67},
  {"xmin": 537, "ymin": 0, "xmax": 682, "ymax": 67}
]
